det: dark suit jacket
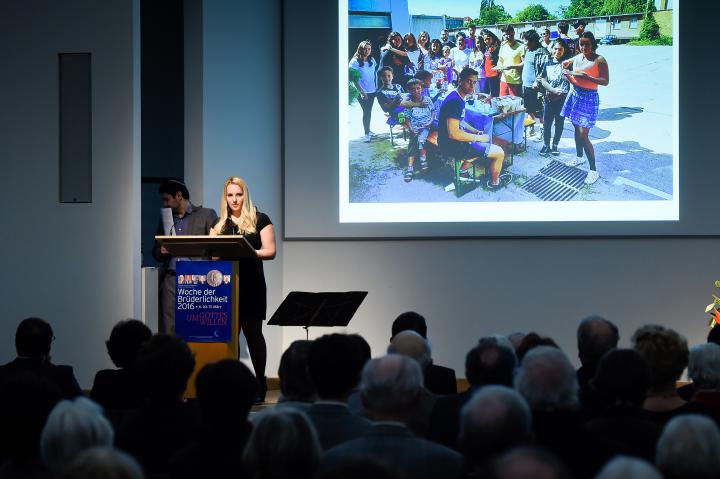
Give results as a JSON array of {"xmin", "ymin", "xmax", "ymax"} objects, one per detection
[
  {"xmin": 0, "ymin": 358, "xmax": 81, "ymax": 399},
  {"xmin": 428, "ymin": 389, "xmax": 474, "ymax": 449},
  {"xmin": 407, "ymin": 386, "xmax": 437, "ymax": 438},
  {"xmin": 321, "ymin": 423, "xmax": 463, "ymax": 479},
  {"xmin": 169, "ymin": 422, "xmax": 252, "ymax": 479},
  {"xmin": 115, "ymin": 401, "xmax": 200, "ymax": 475},
  {"xmin": 90, "ymin": 368, "xmax": 145, "ymax": 412},
  {"xmin": 424, "ymin": 363, "xmax": 457, "ymax": 395},
  {"xmin": 585, "ymin": 405, "xmax": 661, "ymax": 462},
  {"xmin": 533, "ymin": 408, "xmax": 607, "ymax": 479},
  {"xmin": 307, "ymin": 402, "xmax": 372, "ymax": 450},
  {"xmin": 151, "ymin": 204, "xmax": 219, "ymax": 265}
]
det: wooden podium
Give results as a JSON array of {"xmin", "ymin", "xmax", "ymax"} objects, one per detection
[{"xmin": 155, "ymin": 235, "xmax": 255, "ymax": 398}]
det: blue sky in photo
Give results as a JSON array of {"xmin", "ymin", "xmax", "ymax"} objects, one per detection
[{"xmin": 408, "ymin": 0, "xmax": 571, "ymax": 18}]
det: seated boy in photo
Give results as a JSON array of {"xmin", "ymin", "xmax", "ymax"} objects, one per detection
[
  {"xmin": 376, "ymin": 66, "xmax": 405, "ymax": 123},
  {"xmin": 400, "ymin": 78, "xmax": 434, "ymax": 182}
]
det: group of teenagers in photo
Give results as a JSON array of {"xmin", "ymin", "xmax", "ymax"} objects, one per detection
[{"xmin": 349, "ymin": 19, "xmax": 609, "ymax": 188}]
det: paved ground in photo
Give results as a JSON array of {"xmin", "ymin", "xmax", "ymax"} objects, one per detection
[{"xmin": 348, "ymin": 45, "xmax": 673, "ymax": 203}]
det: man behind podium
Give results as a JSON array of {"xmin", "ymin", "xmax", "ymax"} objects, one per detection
[{"xmin": 152, "ymin": 179, "xmax": 218, "ymax": 334}]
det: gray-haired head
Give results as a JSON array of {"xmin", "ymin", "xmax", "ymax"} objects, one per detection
[
  {"xmin": 689, "ymin": 343, "xmax": 720, "ymax": 391},
  {"xmin": 656, "ymin": 414, "xmax": 720, "ymax": 479},
  {"xmin": 595, "ymin": 456, "xmax": 661, "ymax": 479},
  {"xmin": 59, "ymin": 447, "xmax": 144, "ymax": 479},
  {"xmin": 361, "ymin": 354, "xmax": 423, "ymax": 417},
  {"xmin": 40, "ymin": 397, "xmax": 114, "ymax": 475},
  {"xmin": 489, "ymin": 334, "xmax": 516, "ymax": 353},
  {"xmin": 515, "ymin": 346, "xmax": 579, "ymax": 410},
  {"xmin": 243, "ymin": 408, "xmax": 321, "ymax": 479},
  {"xmin": 387, "ymin": 330, "xmax": 432, "ymax": 368},
  {"xmin": 577, "ymin": 315, "xmax": 619, "ymax": 366},
  {"xmin": 459, "ymin": 385, "xmax": 531, "ymax": 465}
]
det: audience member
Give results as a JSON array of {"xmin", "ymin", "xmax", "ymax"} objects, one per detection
[
  {"xmin": 90, "ymin": 319, "xmax": 152, "ymax": 415},
  {"xmin": 459, "ymin": 385, "xmax": 532, "ymax": 474},
  {"xmin": 243, "ymin": 408, "xmax": 321, "ymax": 479},
  {"xmin": 322, "ymin": 355, "xmax": 463, "ymax": 479},
  {"xmin": 429, "ymin": 337, "xmax": 517, "ymax": 448},
  {"xmin": 169, "ymin": 359, "xmax": 257, "ymax": 479},
  {"xmin": 575, "ymin": 315, "xmax": 619, "ymax": 415},
  {"xmin": 387, "ymin": 331, "xmax": 438, "ymax": 437},
  {"xmin": 276, "ymin": 340, "xmax": 316, "ymax": 410},
  {"xmin": 515, "ymin": 332, "xmax": 559, "ymax": 361},
  {"xmin": 40, "ymin": 397, "xmax": 114, "ymax": 476},
  {"xmin": 391, "ymin": 311, "xmax": 457, "ymax": 395},
  {"xmin": 655, "ymin": 414, "xmax": 720, "ymax": 479},
  {"xmin": 0, "ymin": 372, "xmax": 61, "ymax": 478},
  {"xmin": 680, "ymin": 328, "xmax": 720, "ymax": 399},
  {"xmin": 488, "ymin": 447, "xmax": 570, "ymax": 479},
  {"xmin": 306, "ymin": 334, "xmax": 371, "ymax": 449},
  {"xmin": 346, "ymin": 334, "xmax": 372, "ymax": 414},
  {"xmin": 586, "ymin": 349, "xmax": 660, "ymax": 461},
  {"xmin": 60, "ymin": 447, "xmax": 144, "ymax": 479},
  {"xmin": 115, "ymin": 334, "xmax": 199, "ymax": 475},
  {"xmin": 687, "ymin": 343, "xmax": 720, "ymax": 420},
  {"xmin": 391, "ymin": 311, "xmax": 428, "ymax": 338},
  {"xmin": 0, "ymin": 317, "xmax": 81, "ymax": 399},
  {"xmin": 515, "ymin": 346, "xmax": 602, "ymax": 478},
  {"xmin": 594, "ymin": 456, "xmax": 661, "ymax": 479},
  {"xmin": 631, "ymin": 324, "xmax": 705, "ymax": 426}
]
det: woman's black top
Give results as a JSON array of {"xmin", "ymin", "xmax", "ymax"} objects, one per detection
[{"xmin": 219, "ymin": 211, "xmax": 272, "ymax": 320}]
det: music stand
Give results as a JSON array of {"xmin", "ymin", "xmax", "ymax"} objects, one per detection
[{"xmin": 268, "ymin": 291, "xmax": 368, "ymax": 340}]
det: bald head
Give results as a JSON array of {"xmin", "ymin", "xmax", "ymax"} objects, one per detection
[{"xmin": 388, "ymin": 330, "xmax": 431, "ymax": 367}]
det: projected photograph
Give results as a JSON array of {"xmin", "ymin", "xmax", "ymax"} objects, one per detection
[{"xmin": 341, "ymin": 0, "xmax": 677, "ymax": 222}]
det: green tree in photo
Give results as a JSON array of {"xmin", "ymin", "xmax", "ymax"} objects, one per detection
[
  {"xmin": 514, "ymin": 4, "xmax": 556, "ymax": 22},
  {"xmin": 477, "ymin": 4, "xmax": 513, "ymax": 25},
  {"xmin": 600, "ymin": 0, "xmax": 647, "ymax": 15},
  {"xmin": 639, "ymin": 11, "xmax": 660, "ymax": 40},
  {"xmin": 563, "ymin": 0, "xmax": 604, "ymax": 18}
]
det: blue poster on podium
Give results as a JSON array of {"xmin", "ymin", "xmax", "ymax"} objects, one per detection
[{"xmin": 175, "ymin": 260, "xmax": 233, "ymax": 342}]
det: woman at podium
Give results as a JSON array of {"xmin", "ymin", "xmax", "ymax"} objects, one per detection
[{"xmin": 210, "ymin": 176, "xmax": 276, "ymax": 402}]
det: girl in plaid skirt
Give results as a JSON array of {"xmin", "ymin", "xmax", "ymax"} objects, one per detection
[{"xmin": 561, "ymin": 32, "xmax": 609, "ymax": 185}]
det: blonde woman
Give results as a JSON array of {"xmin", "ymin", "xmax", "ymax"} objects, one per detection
[{"xmin": 211, "ymin": 176, "xmax": 276, "ymax": 402}]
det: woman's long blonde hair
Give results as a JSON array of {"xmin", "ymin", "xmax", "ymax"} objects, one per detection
[{"xmin": 212, "ymin": 176, "xmax": 257, "ymax": 235}]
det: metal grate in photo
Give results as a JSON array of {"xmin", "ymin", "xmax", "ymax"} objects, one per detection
[{"xmin": 521, "ymin": 160, "xmax": 588, "ymax": 201}]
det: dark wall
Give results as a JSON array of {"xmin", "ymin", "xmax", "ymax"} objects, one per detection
[{"xmin": 141, "ymin": 0, "xmax": 185, "ymax": 265}]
